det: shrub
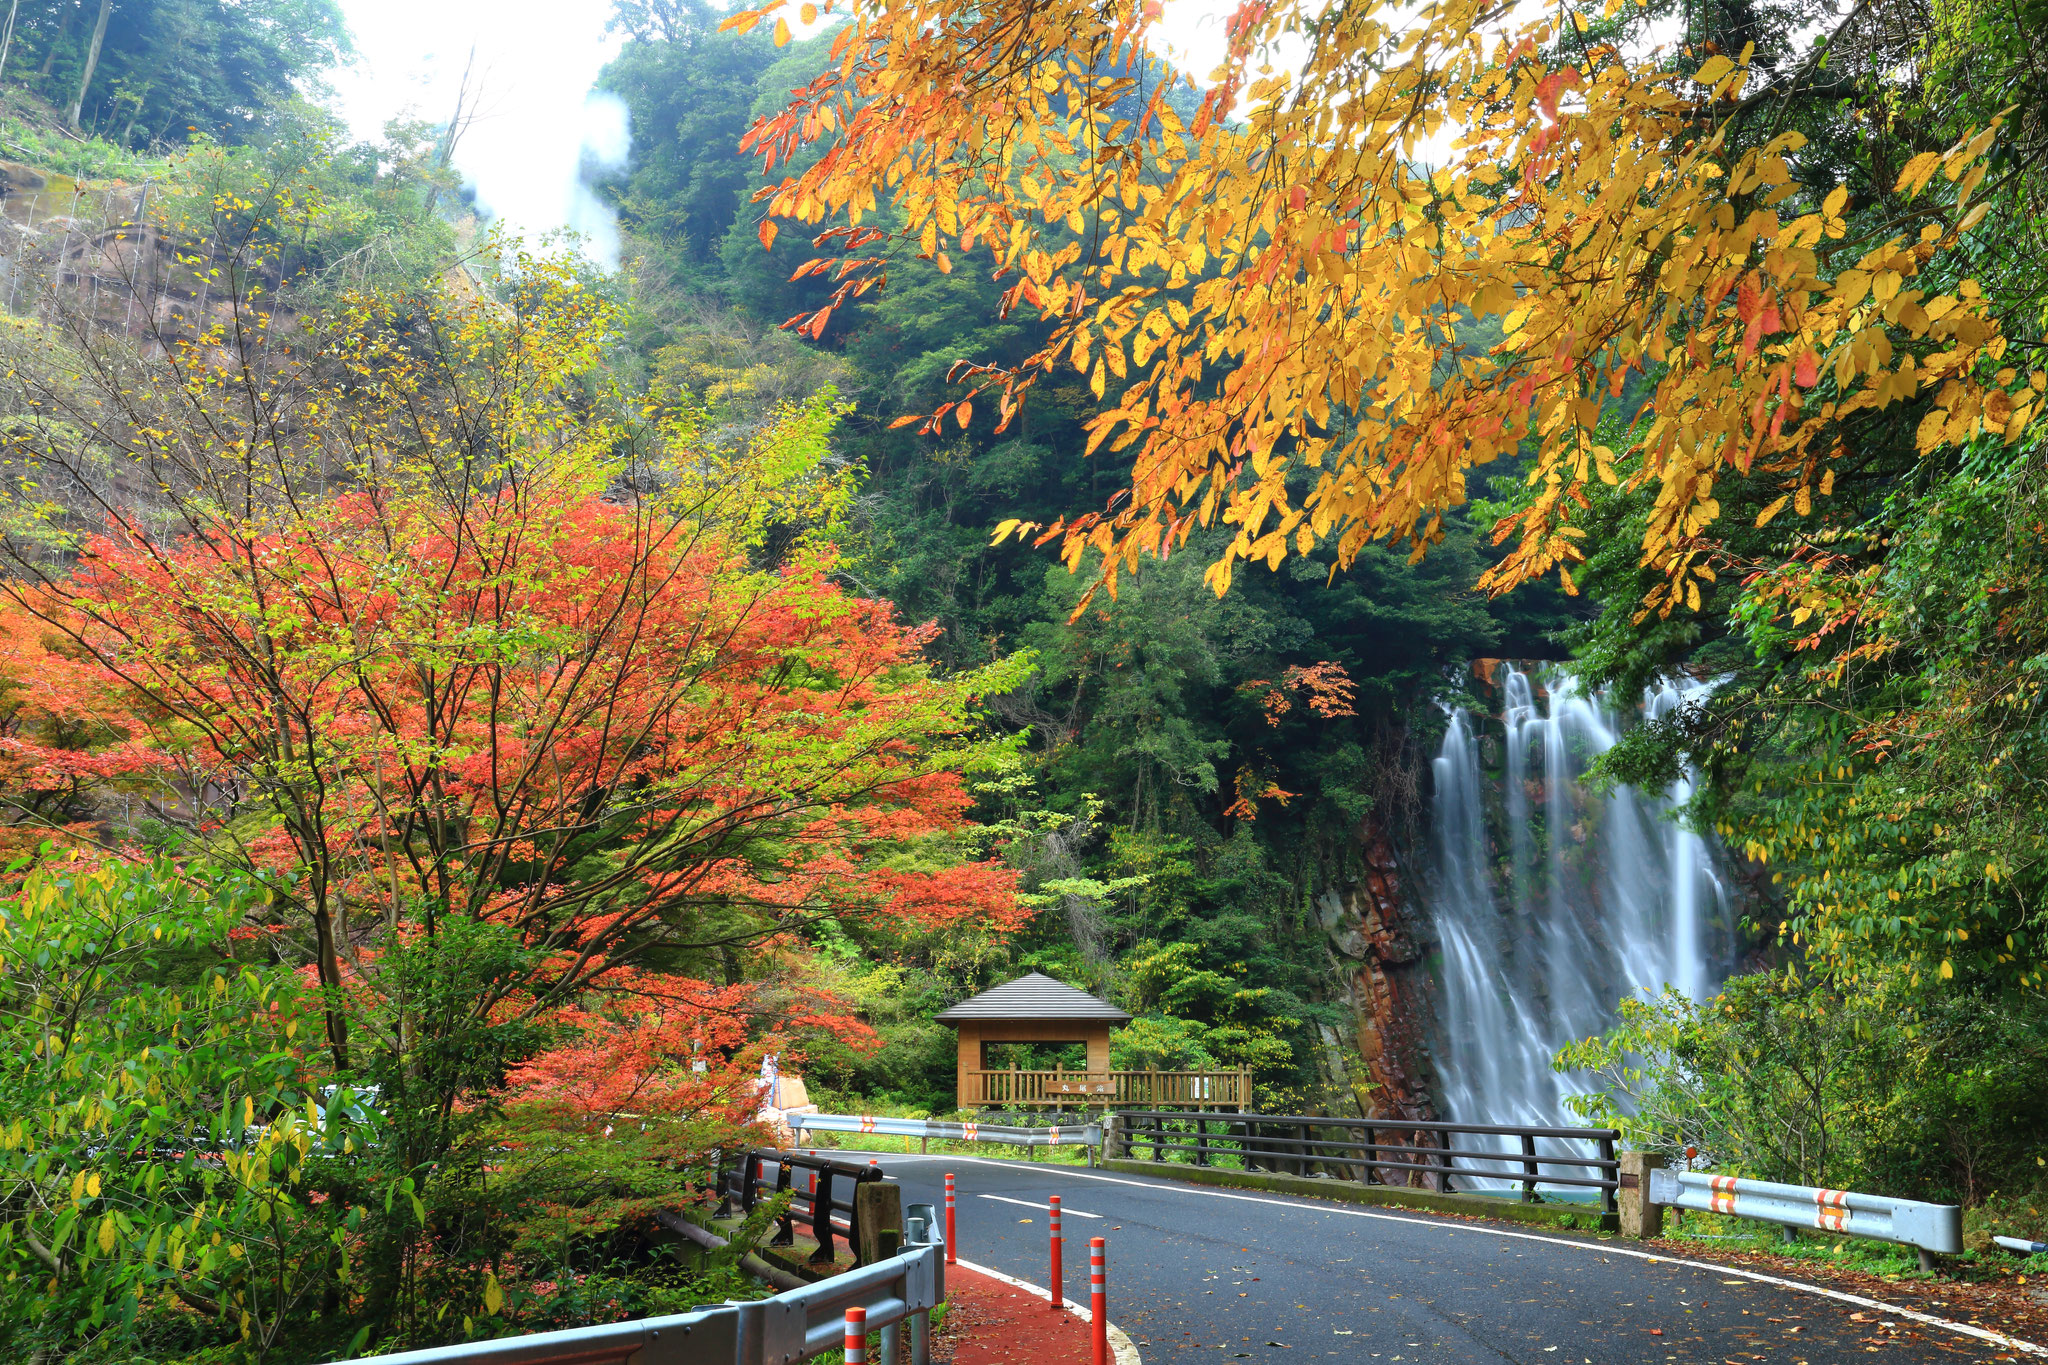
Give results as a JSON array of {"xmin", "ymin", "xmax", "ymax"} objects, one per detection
[{"xmin": 1555, "ymin": 970, "xmax": 2048, "ymax": 1204}]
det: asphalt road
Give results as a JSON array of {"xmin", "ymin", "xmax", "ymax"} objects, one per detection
[{"xmin": 862, "ymin": 1154, "xmax": 2034, "ymax": 1365}]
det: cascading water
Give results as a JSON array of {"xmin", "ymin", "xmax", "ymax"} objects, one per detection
[{"xmin": 1427, "ymin": 664, "xmax": 1733, "ymax": 1187}]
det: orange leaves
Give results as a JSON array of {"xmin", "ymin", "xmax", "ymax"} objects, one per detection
[{"xmin": 733, "ymin": 0, "xmax": 2034, "ymax": 618}]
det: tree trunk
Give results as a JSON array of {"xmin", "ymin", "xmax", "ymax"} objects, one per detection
[
  {"xmin": 68, "ymin": 0, "xmax": 112, "ymax": 130},
  {"xmin": 0, "ymin": 0, "xmax": 23, "ymax": 81},
  {"xmin": 37, "ymin": 10, "xmax": 66, "ymax": 77}
]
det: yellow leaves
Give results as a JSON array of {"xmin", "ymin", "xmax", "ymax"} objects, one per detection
[
  {"xmin": 1693, "ymin": 55, "xmax": 1736, "ymax": 86},
  {"xmin": 483, "ymin": 1271, "xmax": 506, "ymax": 1316},
  {"xmin": 1896, "ymin": 151, "xmax": 1943, "ymax": 198},
  {"xmin": 1831, "ymin": 269, "xmax": 1870, "ymax": 308},
  {"xmin": 801, "ymin": 1, "xmax": 818, "ymax": 19},
  {"xmin": 774, "ymin": 16, "xmax": 793, "ymax": 45},
  {"xmin": 98, "ymin": 1216, "xmax": 118, "ymax": 1254},
  {"xmin": 741, "ymin": 0, "xmax": 2021, "ymax": 615}
]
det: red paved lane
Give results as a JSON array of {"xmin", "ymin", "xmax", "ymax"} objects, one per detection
[{"xmin": 940, "ymin": 1262, "xmax": 1097, "ymax": 1365}]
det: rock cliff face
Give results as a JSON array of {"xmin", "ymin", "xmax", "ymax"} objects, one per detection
[{"xmin": 1319, "ymin": 820, "xmax": 1438, "ymax": 1122}]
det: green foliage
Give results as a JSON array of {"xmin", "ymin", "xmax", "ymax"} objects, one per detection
[
  {"xmin": 2, "ymin": 0, "xmax": 351, "ymax": 147},
  {"xmin": 1557, "ymin": 970, "xmax": 2048, "ymax": 1203},
  {"xmin": 0, "ymin": 858, "xmax": 358, "ymax": 1362},
  {"xmin": 0, "ymin": 104, "xmax": 161, "ymax": 180}
]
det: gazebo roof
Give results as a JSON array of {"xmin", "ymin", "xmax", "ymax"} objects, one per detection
[{"xmin": 934, "ymin": 972, "xmax": 1132, "ymax": 1024}]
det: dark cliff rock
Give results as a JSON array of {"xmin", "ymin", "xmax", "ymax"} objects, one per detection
[{"xmin": 1319, "ymin": 820, "xmax": 1438, "ymax": 1122}]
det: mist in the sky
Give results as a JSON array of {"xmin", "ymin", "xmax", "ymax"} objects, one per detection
[
  {"xmin": 329, "ymin": 0, "xmax": 629, "ymax": 266},
  {"xmin": 324, "ymin": 0, "xmax": 1270, "ymax": 267}
]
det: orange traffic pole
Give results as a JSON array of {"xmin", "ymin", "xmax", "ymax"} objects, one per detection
[
  {"xmin": 1048, "ymin": 1195, "xmax": 1063, "ymax": 1311},
  {"xmin": 1090, "ymin": 1238, "xmax": 1108, "ymax": 1365},
  {"xmin": 944, "ymin": 1172, "xmax": 957, "ymax": 1265},
  {"xmin": 844, "ymin": 1307, "xmax": 867, "ymax": 1365}
]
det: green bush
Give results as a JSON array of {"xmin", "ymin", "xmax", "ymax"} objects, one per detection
[
  {"xmin": 1555, "ymin": 970, "xmax": 2048, "ymax": 1205},
  {"xmin": 0, "ymin": 858, "xmax": 354, "ymax": 1363}
]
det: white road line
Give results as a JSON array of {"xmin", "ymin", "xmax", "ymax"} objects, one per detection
[
  {"xmin": 954, "ymin": 1255, "xmax": 1142, "ymax": 1365},
  {"xmin": 979, "ymin": 1193, "xmax": 1105, "ymax": 1217},
  {"xmin": 884, "ymin": 1155, "xmax": 2048, "ymax": 1359}
]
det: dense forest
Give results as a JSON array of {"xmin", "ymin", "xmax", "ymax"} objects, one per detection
[
  {"xmin": 0, "ymin": 0, "xmax": 2040, "ymax": 1357},
  {"xmin": 593, "ymin": 0, "xmax": 1591, "ymax": 1110}
]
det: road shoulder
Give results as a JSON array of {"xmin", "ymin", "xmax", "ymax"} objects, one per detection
[{"xmin": 941, "ymin": 1258, "xmax": 1140, "ymax": 1365}]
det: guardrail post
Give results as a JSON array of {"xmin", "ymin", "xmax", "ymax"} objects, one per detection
[
  {"xmin": 1618, "ymin": 1151, "xmax": 1665, "ymax": 1239},
  {"xmin": 1090, "ymin": 1237, "xmax": 1108, "ymax": 1365},
  {"xmin": 1048, "ymin": 1195, "xmax": 1063, "ymax": 1310},
  {"xmin": 1360, "ymin": 1123, "xmax": 1376, "ymax": 1185},
  {"xmin": 736, "ymin": 1297, "xmax": 767, "ymax": 1365},
  {"xmin": 1597, "ymin": 1133, "xmax": 1619, "ymax": 1216},
  {"xmin": 1520, "ymin": 1133, "xmax": 1538, "ymax": 1203},
  {"xmin": 772, "ymin": 1158, "xmax": 796, "ymax": 1246},
  {"xmin": 944, "ymin": 1172, "xmax": 957, "ymax": 1265},
  {"xmin": 880, "ymin": 1315, "xmax": 902, "ymax": 1365},
  {"xmin": 812, "ymin": 1165, "xmax": 837, "ymax": 1262},
  {"xmin": 910, "ymin": 1305, "xmax": 931, "ymax": 1365}
]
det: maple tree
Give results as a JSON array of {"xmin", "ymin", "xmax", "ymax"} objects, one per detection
[
  {"xmin": 726, "ymin": 0, "xmax": 2038, "ymax": 620},
  {"xmin": 0, "ymin": 215, "xmax": 1026, "ymax": 1076},
  {"xmin": 0, "ymin": 182, "xmax": 1034, "ymax": 1349}
]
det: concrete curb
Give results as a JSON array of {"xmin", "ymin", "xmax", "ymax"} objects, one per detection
[{"xmin": 1100, "ymin": 1157, "xmax": 1620, "ymax": 1233}]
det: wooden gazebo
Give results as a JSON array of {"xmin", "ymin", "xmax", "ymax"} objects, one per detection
[{"xmin": 936, "ymin": 972, "xmax": 1250, "ymax": 1111}]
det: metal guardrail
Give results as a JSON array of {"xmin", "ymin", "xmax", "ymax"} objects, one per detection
[
  {"xmin": 788, "ymin": 1113, "xmax": 1103, "ymax": 1148},
  {"xmin": 1112, "ymin": 1110, "xmax": 1623, "ymax": 1214},
  {"xmin": 1649, "ymin": 1167, "xmax": 1962, "ymax": 1265},
  {"xmin": 318, "ymin": 1204, "xmax": 945, "ymax": 1365}
]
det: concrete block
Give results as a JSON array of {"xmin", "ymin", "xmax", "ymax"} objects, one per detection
[
  {"xmin": 855, "ymin": 1180, "xmax": 903, "ymax": 1266},
  {"xmin": 1619, "ymin": 1151, "xmax": 1665, "ymax": 1240}
]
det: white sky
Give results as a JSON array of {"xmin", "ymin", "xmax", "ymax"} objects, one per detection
[
  {"xmin": 328, "ymin": 0, "xmax": 629, "ymax": 262},
  {"xmin": 324, "ymin": 0, "xmax": 1432, "ymax": 264}
]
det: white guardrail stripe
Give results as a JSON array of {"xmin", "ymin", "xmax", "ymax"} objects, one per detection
[
  {"xmin": 1649, "ymin": 1168, "xmax": 1963, "ymax": 1255},
  {"xmin": 792, "ymin": 1113, "xmax": 1103, "ymax": 1148}
]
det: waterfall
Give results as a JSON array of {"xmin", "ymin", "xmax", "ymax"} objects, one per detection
[{"xmin": 1427, "ymin": 664, "xmax": 1732, "ymax": 1184}]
